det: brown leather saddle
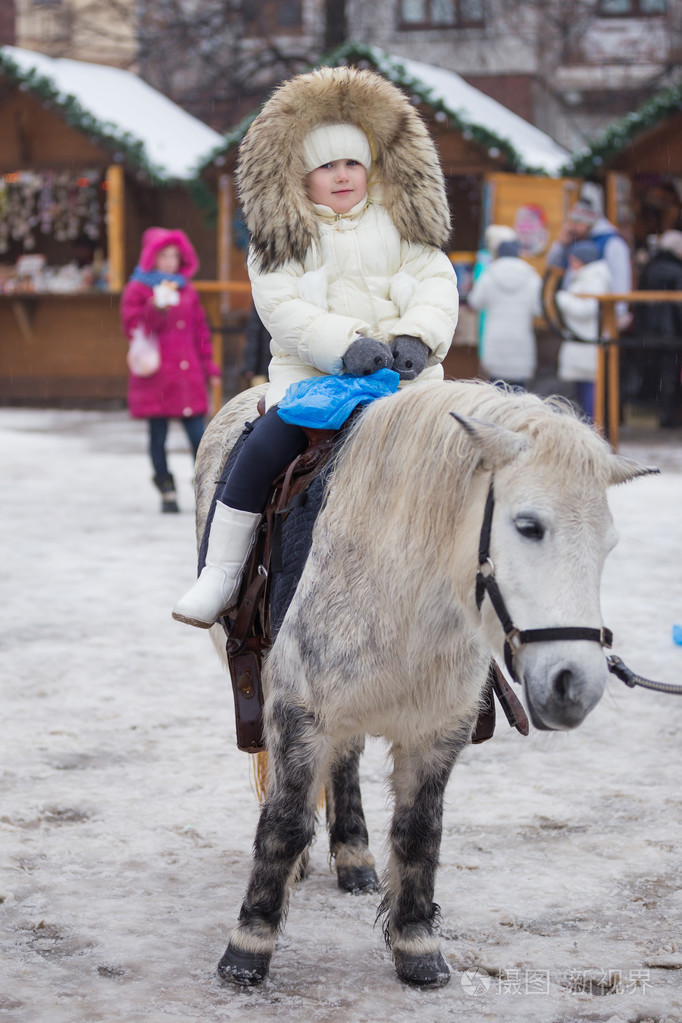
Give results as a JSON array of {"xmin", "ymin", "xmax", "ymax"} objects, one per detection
[{"xmin": 223, "ymin": 403, "xmax": 528, "ymax": 753}]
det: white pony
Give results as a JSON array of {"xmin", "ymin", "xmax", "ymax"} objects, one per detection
[{"xmin": 193, "ymin": 378, "xmax": 652, "ymax": 989}]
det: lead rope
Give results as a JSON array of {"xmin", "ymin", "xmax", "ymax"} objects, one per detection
[{"xmin": 606, "ymin": 654, "xmax": 682, "ymax": 695}]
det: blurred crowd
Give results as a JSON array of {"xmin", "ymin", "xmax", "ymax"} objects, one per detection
[{"xmin": 469, "ymin": 198, "xmax": 682, "ymax": 428}]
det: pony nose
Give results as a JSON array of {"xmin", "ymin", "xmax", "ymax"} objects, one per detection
[
  {"xmin": 553, "ymin": 668, "xmax": 573, "ymax": 701},
  {"xmin": 548, "ymin": 667, "xmax": 593, "ymax": 728}
]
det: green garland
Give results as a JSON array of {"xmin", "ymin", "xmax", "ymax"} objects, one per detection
[
  {"xmin": 562, "ymin": 80, "xmax": 682, "ymax": 178},
  {"xmin": 327, "ymin": 42, "xmax": 544, "ymax": 174},
  {"xmin": 197, "ymin": 41, "xmax": 555, "ymax": 177},
  {"xmin": 0, "ymin": 51, "xmax": 169, "ymax": 183}
]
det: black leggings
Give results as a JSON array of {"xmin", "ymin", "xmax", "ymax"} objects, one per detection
[
  {"xmin": 218, "ymin": 407, "xmax": 308, "ymax": 513},
  {"xmin": 149, "ymin": 415, "xmax": 205, "ymax": 479}
]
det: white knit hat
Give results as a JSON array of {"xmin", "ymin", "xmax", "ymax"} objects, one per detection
[
  {"xmin": 484, "ymin": 224, "xmax": 517, "ymax": 257},
  {"xmin": 659, "ymin": 230, "xmax": 682, "ymax": 261},
  {"xmin": 302, "ymin": 123, "xmax": 372, "ymax": 174}
]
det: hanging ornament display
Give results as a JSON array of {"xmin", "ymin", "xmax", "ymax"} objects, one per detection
[{"xmin": 0, "ymin": 168, "xmax": 103, "ymax": 255}]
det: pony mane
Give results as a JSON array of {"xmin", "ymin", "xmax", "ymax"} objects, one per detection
[{"xmin": 324, "ymin": 380, "xmax": 614, "ymax": 553}]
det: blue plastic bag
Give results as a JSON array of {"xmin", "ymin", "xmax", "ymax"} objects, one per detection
[{"xmin": 277, "ymin": 369, "xmax": 400, "ymax": 430}]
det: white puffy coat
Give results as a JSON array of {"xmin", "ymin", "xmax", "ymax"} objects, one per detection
[
  {"xmin": 467, "ymin": 256, "xmax": 542, "ymax": 382},
  {"xmin": 249, "ymin": 196, "xmax": 459, "ymax": 408},
  {"xmin": 556, "ymin": 259, "xmax": 611, "ymax": 383}
]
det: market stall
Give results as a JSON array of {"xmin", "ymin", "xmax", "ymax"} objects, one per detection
[
  {"xmin": 0, "ymin": 46, "xmax": 223, "ymax": 404},
  {"xmin": 565, "ymin": 81, "xmax": 682, "ymax": 427},
  {"xmin": 567, "ymin": 81, "xmax": 682, "ymax": 257}
]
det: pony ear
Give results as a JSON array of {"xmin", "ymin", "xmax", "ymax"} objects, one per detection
[
  {"xmin": 449, "ymin": 412, "xmax": 527, "ymax": 470},
  {"xmin": 608, "ymin": 454, "xmax": 660, "ymax": 486}
]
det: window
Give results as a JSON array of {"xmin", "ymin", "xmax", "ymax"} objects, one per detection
[
  {"xmin": 399, "ymin": 0, "xmax": 485, "ymax": 29},
  {"xmin": 597, "ymin": 0, "xmax": 666, "ymax": 15}
]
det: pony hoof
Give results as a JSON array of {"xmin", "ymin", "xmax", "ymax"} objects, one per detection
[
  {"xmin": 336, "ymin": 864, "xmax": 379, "ymax": 894},
  {"xmin": 217, "ymin": 943, "xmax": 271, "ymax": 986},
  {"xmin": 393, "ymin": 949, "xmax": 451, "ymax": 987}
]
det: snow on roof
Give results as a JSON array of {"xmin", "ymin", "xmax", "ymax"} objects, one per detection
[
  {"xmin": 207, "ymin": 44, "xmax": 569, "ymax": 177},
  {"xmin": 354, "ymin": 47, "xmax": 569, "ymax": 176},
  {"xmin": 0, "ymin": 46, "xmax": 223, "ymax": 181}
]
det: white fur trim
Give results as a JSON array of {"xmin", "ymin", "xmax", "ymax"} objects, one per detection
[{"xmin": 298, "ymin": 265, "xmax": 329, "ymax": 310}]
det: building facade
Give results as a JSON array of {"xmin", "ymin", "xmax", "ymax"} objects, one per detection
[
  {"xmin": 13, "ymin": 0, "xmax": 136, "ymax": 67},
  {"xmin": 346, "ymin": 0, "xmax": 681, "ymax": 150}
]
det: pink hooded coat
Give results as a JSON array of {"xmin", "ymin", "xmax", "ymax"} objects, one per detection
[{"xmin": 120, "ymin": 228, "xmax": 220, "ymax": 419}]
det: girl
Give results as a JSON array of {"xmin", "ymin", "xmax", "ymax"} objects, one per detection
[
  {"xmin": 173, "ymin": 66, "xmax": 459, "ymax": 627},
  {"xmin": 121, "ymin": 228, "xmax": 221, "ymax": 512}
]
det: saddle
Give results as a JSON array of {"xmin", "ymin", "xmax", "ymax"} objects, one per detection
[{"xmin": 219, "ymin": 403, "xmax": 528, "ymax": 753}]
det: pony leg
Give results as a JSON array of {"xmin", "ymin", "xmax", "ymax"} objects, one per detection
[
  {"xmin": 380, "ymin": 729, "xmax": 471, "ymax": 988},
  {"xmin": 218, "ymin": 698, "xmax": 328, "ymax": 987},
  {"xmin": 326, "ymin": 736, "xmax": 378, "ymax": 894}
]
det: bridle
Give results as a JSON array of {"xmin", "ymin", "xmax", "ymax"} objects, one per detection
[
  {"xmin": 475, "ymin": 478, "xmax": 682, "ymax": 696},
  {"xmin": 475, "ymin": 479, "xmax": 613, "ymax": 682}
]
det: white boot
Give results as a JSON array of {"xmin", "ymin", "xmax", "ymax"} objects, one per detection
[{"xmin": 172, "ymin": 503, "xmax": 261, "ymax": 628}]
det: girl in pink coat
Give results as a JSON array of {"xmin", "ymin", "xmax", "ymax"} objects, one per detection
[{"xmin": 120, "ymin": 228, "xmax": 221, "ymax": 512}]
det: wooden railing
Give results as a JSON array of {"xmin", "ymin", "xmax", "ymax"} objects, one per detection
[
  {"xmin": 192, "ymin": 280, "xmax": 682, "ymax": 442},
  {"xmin": 193, "ymin": 281, "xmax": 252, "ymax": 294},
  {"xmin": 591, "ymin": 292, "xmax": 682, "ymax": 450}
]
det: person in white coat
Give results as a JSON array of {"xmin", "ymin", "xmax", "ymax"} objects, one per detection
[
  {"xmin": 467, "ymin": 239, "xmax": 542, "ymax": 388},
  {"xmin": 173, "ymin": 66, "xmax": 459, "ymax": 629},
  {"xmin": 556, "ymin": 240, "xmax": 612, "ymax": 419}
]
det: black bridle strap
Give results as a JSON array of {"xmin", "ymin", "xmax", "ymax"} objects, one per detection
[
  {"xmin": 520, "ymin": 626, "xmax": 612, "ymax": 647},
  {"xmin": 475, "ymin": 479, "xmax": 613, "ymax": 679},
  {"xmin": 478, "ymin": 481, "xmax": 496, "ymax": 568}
]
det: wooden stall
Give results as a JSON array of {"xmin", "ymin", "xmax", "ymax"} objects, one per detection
[
  {"xmin": 0, "ymin": 47, "xmax": 222, "ymax": 405},
  {"xmin": 564, "ymin": 82, "xmax": 682, "ymax": 427},
  {"xmin": 567, "ymin": 83, "xmax": 682, "ymax": 255}
]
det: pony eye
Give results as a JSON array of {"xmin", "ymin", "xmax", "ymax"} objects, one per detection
[{"xmin": 515, "ymin": 516, "xmax": 545, "ymax": 541}]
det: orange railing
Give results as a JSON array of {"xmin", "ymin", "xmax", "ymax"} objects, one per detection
[{"xmin": 591, "ymin": 292, "xmax": 682, "ymax": 450}]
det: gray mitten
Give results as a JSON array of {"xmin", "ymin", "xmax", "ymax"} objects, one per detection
[
  {"xmin": 342, "ymin": 336, "xmax": 394, "ymax": 376},
  {"xmin": 390, "ymin": 335, "xmax": 429, "ymax": 380}
]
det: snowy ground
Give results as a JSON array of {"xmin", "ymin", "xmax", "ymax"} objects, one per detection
[{"xmin": 1, "ymin": 407, "xmax": 681, "ymax": 1023}]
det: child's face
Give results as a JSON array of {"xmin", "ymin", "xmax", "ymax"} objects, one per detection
[
  {"xmin": 306, "ymin": 159, "xmax": 367, "ymax": 214},
  {"xmin": 155, "ymin": 245, "xmax": 181, "ymax": 274}
]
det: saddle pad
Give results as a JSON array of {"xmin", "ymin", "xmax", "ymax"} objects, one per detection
[{"xmin": 269, "ymin": 453, "xmax": 337, "ymax": 641}]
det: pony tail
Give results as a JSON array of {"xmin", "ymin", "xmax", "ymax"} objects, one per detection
[{"xmin": 250, "ymin": 751, "xmax": 269, "ymax": 804}]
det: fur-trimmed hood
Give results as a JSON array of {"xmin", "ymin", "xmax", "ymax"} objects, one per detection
[{"xmin": 237, "ymin": 66, "xmax": 451, "ymax": 272}]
